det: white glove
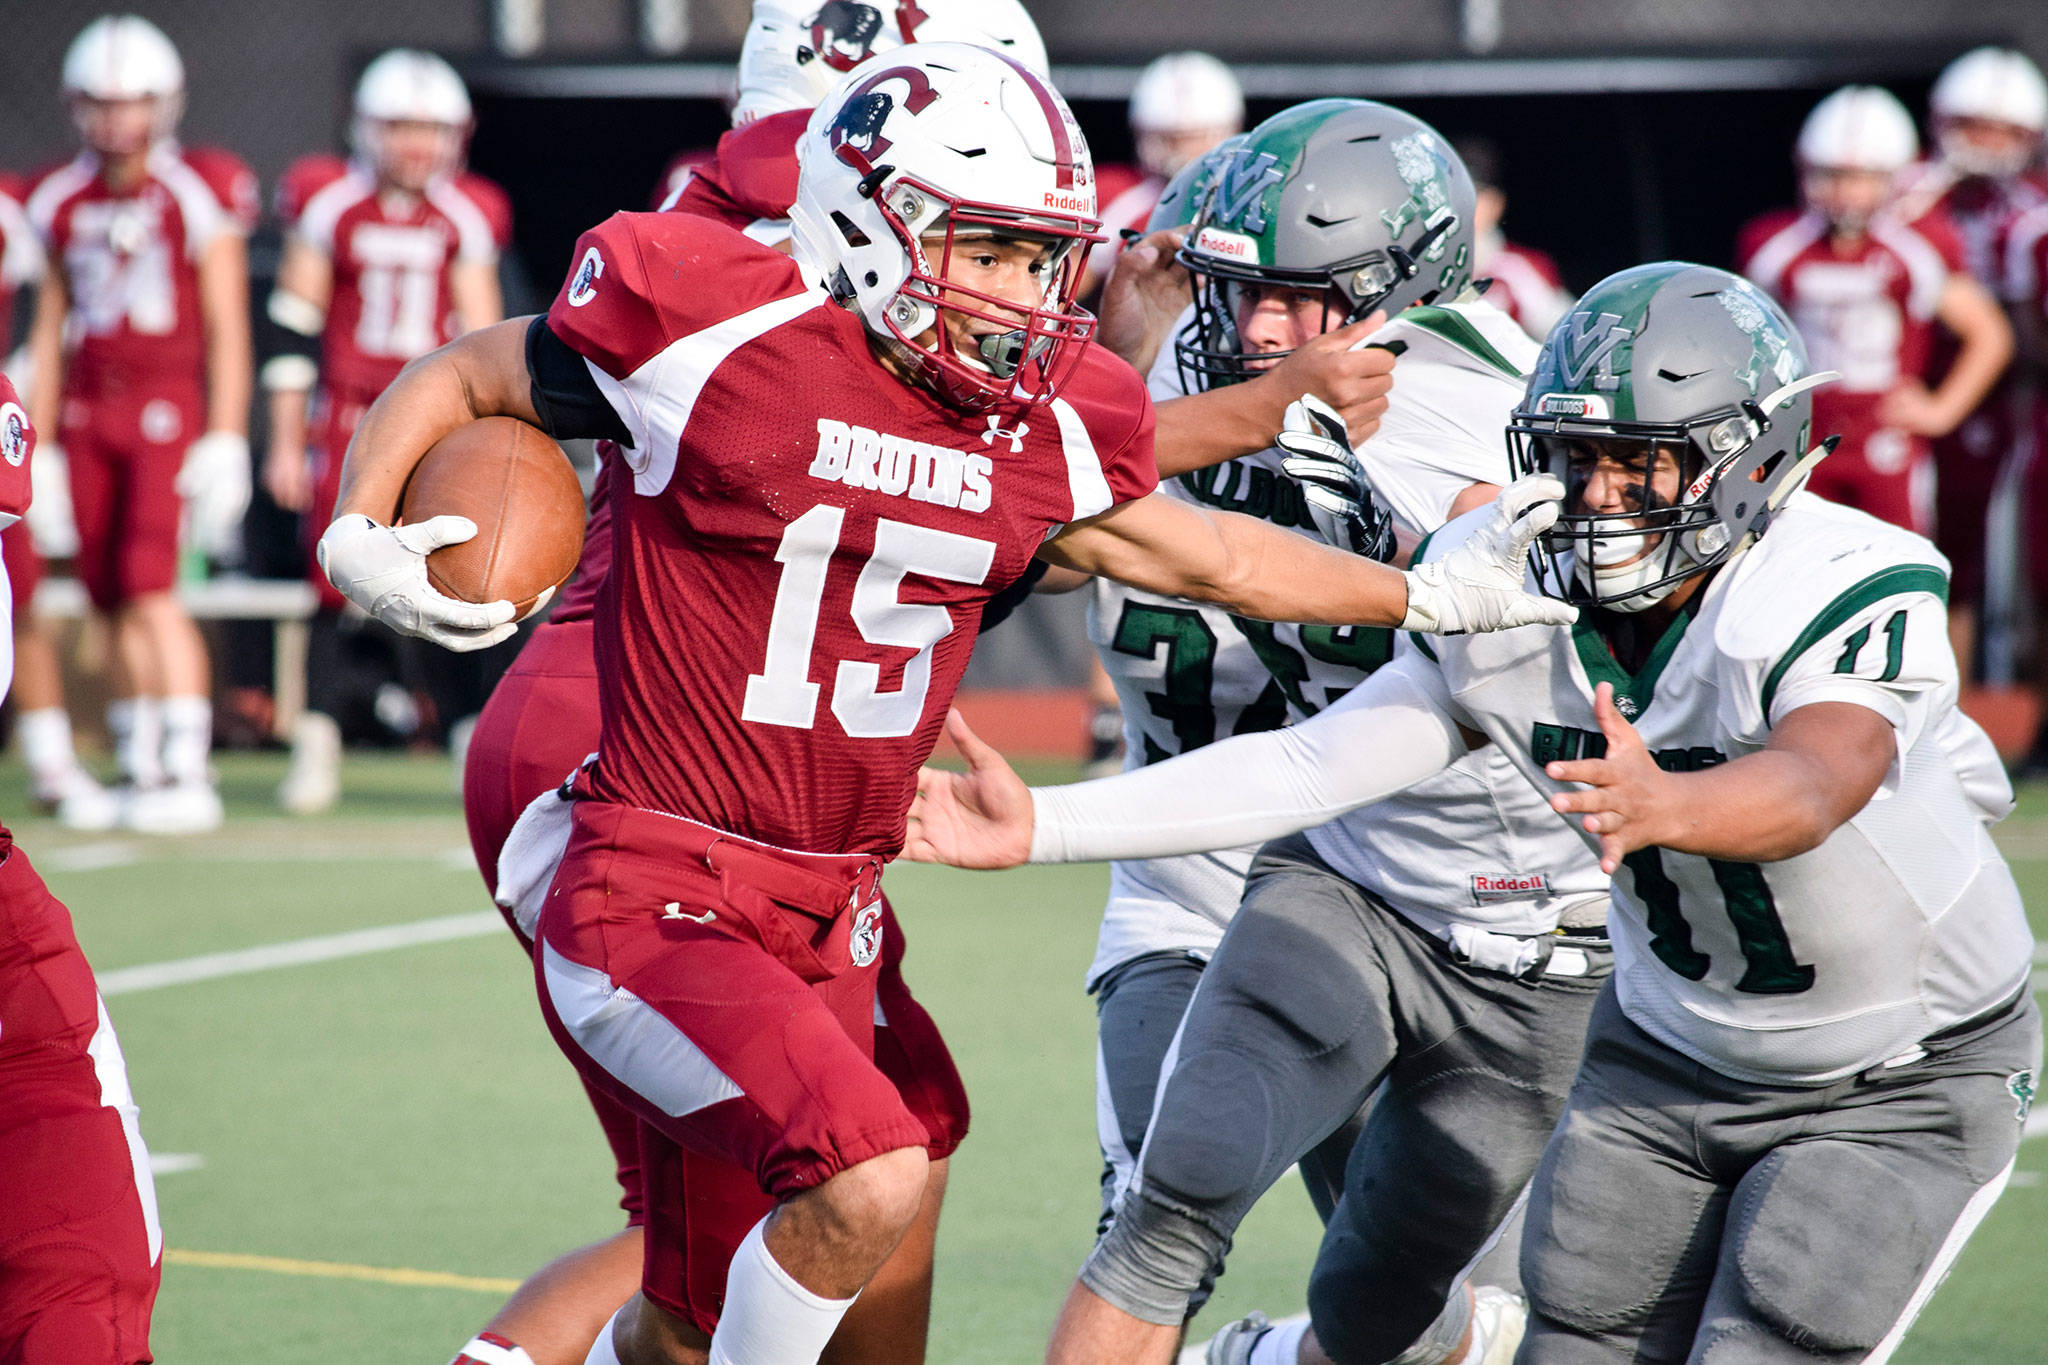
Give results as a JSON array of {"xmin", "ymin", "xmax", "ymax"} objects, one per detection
[
  {"xmin": 1275, "ymin": 394, "xmax": 1395, "ymax": 562},
  {"xmin": 177, "ymin": 430, "xmax": 253, "ymax": 556},
  {"xmin": 25, "ymin": 440, "xmax": 79, "ymax": 559},
  {"xmin": 317, "ymin": 513, "xmax": 517, "ymax": 651},
  {"xmin": 1401, "ymin": 475, "xmax": 1579, "ymax": 635}
]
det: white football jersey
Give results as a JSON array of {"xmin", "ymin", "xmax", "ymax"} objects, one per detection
[
  {"xmin": 1425, "ymin": 492, "xmax": 2034, "ymax": 1085},
  {"xmin": 1086, "ymin": 299, "xmax": 1605, "ymax": 985}
]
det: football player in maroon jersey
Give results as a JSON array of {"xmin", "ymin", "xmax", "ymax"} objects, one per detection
[
  {"xmin": 263, "ymin": 49, "xmax": 510, "ymax": 815},
  {"xmin": 25, "ymin": 15, "xmax": 258, "ymax": 834},
  {"xmin": 324, "ymin": 50, "xmax": 1569, "ymax": 1365},
  {"xmin": 0, "ymin": 372, "xmax": 165, "ymax": 1365}
]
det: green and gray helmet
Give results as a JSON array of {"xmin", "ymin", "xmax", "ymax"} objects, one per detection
[
  {"xmin": 1507, "ymin": 262, "xmax": 1838, "ymax": 613},
  {"xmin": 1173, "ymin": 98, "xmax": 1476, "ymax": 389},
  {"xmin": 1145, "ymin": 133, "xmax": 1247, "ymax": 234}
]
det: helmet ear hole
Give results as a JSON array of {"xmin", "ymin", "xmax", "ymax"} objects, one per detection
[{"xmin": 830, "ymin": 212, "xmax": 873, "ymax": 249}]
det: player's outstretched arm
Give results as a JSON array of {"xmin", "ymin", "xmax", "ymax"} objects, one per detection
[
  {"xmin": 904, "ymin": 650, "xmax": 1474, "ymax": 869},
  {"xmin": 1041, "ymin": 474, "xmax": 1575, "ymax": 634},
  {"xmin": 321, "ymin": 317, "xmax": 543, "ymax": 651},
  {"xmin": 1545, "ymin": 683, "xmax": 1895, "ymax": 873},
  {"xmin": 1152, "ymin": 315, "xmax": 1394, "ymax": 477}
]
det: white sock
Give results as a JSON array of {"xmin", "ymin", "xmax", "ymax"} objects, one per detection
[
  {"xmin": 160, "ymin": 695, "xmax": 212, "ymax": 785},
  {"xmin": 581, "ymin": 1309, "xmax": 624, "ymax": 1365},
  {"xmin": 108, "ymin": 697, "xmax": 165, "ymax": 787},
  {"xmin": 450, "ymin": 1333, "xmax": 536, "ymax": 1365},
  {"xmin": 707, "ymin": 1217, "xmax": 858, "ymax": 1365},
  {"xmin": 18, "ymin": 706, "xmax": 78, "ymax": 782},
  {"xmin": 1250, "ymin": 1319, "xmax": 1312, "ymax": 1365}
]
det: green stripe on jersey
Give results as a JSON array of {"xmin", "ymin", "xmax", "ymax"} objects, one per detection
[
  {"xmin": 1759, "ymin": 564, "xmax": 1949, "ymax": 717},
  {"xmin": 1571, "ymin": 602, "xmax": 1695, "ymax": 721},
  {"xmin": 1405, "ymin": 526, "xmax": 1441, "ymax": 661},
  {"xmin": 1397, "ymin": 306, "xmax": 1525, "ymax": 379}
]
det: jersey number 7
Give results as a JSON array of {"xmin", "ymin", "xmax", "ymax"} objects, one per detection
[{"xmin": 743, "ymin": 505, "xmax": 995, "ymax": 739}]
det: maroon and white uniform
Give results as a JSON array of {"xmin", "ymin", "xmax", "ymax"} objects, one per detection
[
  {"xmin": 528, "ymin": 212, "xmax": 1153, "ymax": 1329},
  {"xmin": 0, "ymin": 173, "xmax": 48, "ymax": 618},
  {"xmin": 0, "ymin": 374, "xmax": 162, "ymax": 1363},
  {"xmin": 1739, "ymin": 207, "xmax": 1961, "ymax": 535},
  {"xmin": 658, "ymin": 111, "xmax": 805, "ymax": 236},
  {"xmin": 1477, "ymin": 233, "xmax": 1572, "ymax": 339},
  {"xmin": 2001, "ymin": 202, "xmax": 2048, "ymax": 604},
  {"xmin": 1892, "ymin": 163, "xmax": 2048, "ymax": 618},
  {"xmin": 276, "ymin": 156, "xmax": 512, "ymax": 606},
  {"xmin": 26, "ymin": 143, "xmax": 256, "ymax": 609}
]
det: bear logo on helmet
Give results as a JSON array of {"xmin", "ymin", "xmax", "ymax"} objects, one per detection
[{"xmin": 802, "ymin": 2, "xmax": 884, "ymax": 72}]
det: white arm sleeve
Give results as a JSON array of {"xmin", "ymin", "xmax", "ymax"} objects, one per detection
[{"xmin": 1028, "ymin": 649, "xmax": 1472, "ymax": 864}]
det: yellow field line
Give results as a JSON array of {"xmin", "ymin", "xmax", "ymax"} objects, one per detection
[{"xmin": 163, "ymin": 1247, "xmax": 520, "ymax": 1294}]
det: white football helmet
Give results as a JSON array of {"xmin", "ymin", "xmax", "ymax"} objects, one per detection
[
  {"xmin": 790, "ymin": 43, "xmax": 1101, "ymax": 411},
  {"xmin": 63, "ymin": 15, "xmax": 184, "ymax": 145},
  {"xmin": 1129, "ymin": 52, "xmax": 1244, "ymax": 178},
  {"xmin": 1797, "ymin": 86, "xmax": 1917, "ymax": 173},
  {"xmin": 353, "ymin": 50, "xmax": 473, "ymax": 185},
  {"xmin": 733, "ymin": 0, "xmax": 1048, "ymax": 128},
  {"xmin": 1930, "ymin": 47, "xmax": 2047, "ymax": 178}
]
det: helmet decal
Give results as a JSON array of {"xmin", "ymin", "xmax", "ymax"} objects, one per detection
[
  {"xmin": 895, "ymin": 1, "xmax": 931, "ymax": 39},
  {"xmin": 1557, "ymin": 312, "xmax": 1633, "ymax": 392},
  {"xmin": 803, "ymin": 3, "xmax": 886, "ymax": 71},
  {"xmin": 1208, "ymin": 148, "xmax": 1284, "ymax": 234},
  {"xmin": 826, "ymin": 64, "xmax": 939, "ymax": 163},
  {"xmin": 1380, "ymin": 132, "xmax": 1453, "ymax": 243},
  {"xmin": 1717, "ymin": 284, "xmax": 1799, "ymax": 395}
]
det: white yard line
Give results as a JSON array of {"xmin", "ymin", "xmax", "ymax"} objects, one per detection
[
  {"xmin": 150, "ymin": 1153, "xmax": 205, "ymax": 1176},
  {"xmin": 98, "ymin": 912, "xmax": 505, "ymax": 997}
]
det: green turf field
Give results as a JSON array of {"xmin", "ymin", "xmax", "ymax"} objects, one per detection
[{"xmin": 13, "ymin": 751, "xmax": 2048, "ymax": 1362}]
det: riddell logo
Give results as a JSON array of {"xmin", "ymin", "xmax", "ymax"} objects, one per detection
[
  {"xmin": 1194, "ymin": 226, "xmax": 1257, "ymax": 260},
  {"xmin": 1042, "ymin": 189, "xmax": 1091, "ymax": 214},
  {"xmin": 1470, "ymin": 872, "xmax": 1550, "ymax": 903}
]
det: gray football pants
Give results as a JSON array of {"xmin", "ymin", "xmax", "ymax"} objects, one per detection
[
  {"xmin": 1083, "ymin": 833, "xmax": 1609, "ymax": 1360},
  {"xmin": 1518, "ymin": 983, "xmax": 2042, "ymax": 1364}
]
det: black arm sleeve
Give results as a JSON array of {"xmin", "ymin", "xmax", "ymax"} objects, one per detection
[
  {"xmin": 526, "ymin": 316, "xmax": 634, "ymax": 447},
  {"xmin": 978, "ymin": 557, "xmax": 1050, "ymax": 634}
]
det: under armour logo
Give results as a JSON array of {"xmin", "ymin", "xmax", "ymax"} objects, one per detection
[
  {"xmin": 982, "ymin": 416, "xmax": 1029, "ymax": 453},
  {"xmin": 661, "ymin": 901, "xmax": 716, "ymax": 925}
]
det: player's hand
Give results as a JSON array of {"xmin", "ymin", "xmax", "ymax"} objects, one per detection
[
  {"xmin": 262, "ymin": 443, "xmax": 313, "ymax": 513},
  {"xmin": 317, "ymin": 513, "xmax": 517, "ymax": 651},
  {"xmin": 177, "ymin": 430, "xmax": 253, "ymax": 556},
  {"xmin": 1275, "ymin": 394, "xmax": 1396, "ymax": 561},
  {"xmin": 901, "ymin": 709, "xmax": 1034, "ymax": 869},
  {"xmin": 1249, "ymin": 313, "xmax": 1393, "ymax": 447},
  {"xmin": 25, "ymin": 440, "xmax": 80, "ymax": 559},
  {"xmin": 1097, "ymin": 228, "xmax": 1190, "ymax": 371},
  {"xmin": 1401, "ymin": 474, "xmax": 1578, "ymax": 635},
  {"xmin": 1877, "ymin": 381, "xmax": 1958, "ymax": 438},
  {"xmin": 1544, "ymin": 681, "xmax": 1677, "ymax": 873}
]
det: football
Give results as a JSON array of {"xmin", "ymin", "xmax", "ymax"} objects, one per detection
[{"xmin": 398, "ymin": 416, "xmax": 585, "ymax": 620}]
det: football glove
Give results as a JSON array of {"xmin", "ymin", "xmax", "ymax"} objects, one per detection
[
  {"xmin": 177, "ymin": 430, "xmax": 253, "ymax": 556},
  {"xmin": 317, "ymin": 513, "xmax": 517, "ymax": 652},
  {"xmin": 1275, "ymin": 393, "xmax": 1396, "ymax": 563},
  {"xmin": 25, "ymin": 441, "xmax": 79, "ymax": 559},
  {"xmin": 1401, "ymin": 475, "xmax": 1579, "ymax": 635}
]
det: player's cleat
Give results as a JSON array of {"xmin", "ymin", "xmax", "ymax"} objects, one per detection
[
  {"xmin": 126, "ymin": 779, "xmax": 224, "ymax": 835},
  {"xmin": 1472, "ymin": 1285, "xmax": 1527, "ymax": 1365},
  {"xmin": 1203, "ymin": 1311, "xmax": 1272, "ymax": 1364},
  {"xmin": 278, "ymin": 712, "xmax": 342, "ymax": 815},
  {"xmin": 33, "ymin": 764, "xmax": 121, "ymax": 832}
]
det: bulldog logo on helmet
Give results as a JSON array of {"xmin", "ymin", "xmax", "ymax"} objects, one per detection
[
  {"xmin": 827, "ymin": 65, "xmax": 939, "ymax": 164},
  {"xmin": 801, "ymin": 2, "xmax": 885, "ymax": 71}
]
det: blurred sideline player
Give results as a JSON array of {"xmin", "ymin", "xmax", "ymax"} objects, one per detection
[
  {"xmin": 0, "ymin": 172, "xmax": 115, "ymax": 828},
  {"xmin": 321, "ymin": 44, "xmax": 1565, "ymax": 1365},
  {"xmin": 449, "ymin": 9, "xmax": 1044, "ymax": 1363},
  {"xmin": 1999, "ymin": 199, "xmax": 2048, "ymax": 768},
  {"xmin": 651, "ymin": 0, "xmax": 1049, "ymax": 214},
  {"xmin": 909, "ymin": 262, "xmax": 2041, "ymax": 1365},
  {"xmin": 1893, "ymin": 47, "xmax": 2048, "ymax": 681},
  {"xmin": 1083, "ymin": 52, "xmax": 1245, "ymax": 297},
  {"xmin": 1059, "ymin": 104, "xmax": 1604, "ymax": 1365},
  {"xmin": 25, "ymin": 14, "xmax": 257, "ymax": 834},
  {"xmin": 0, "ymin": 371, "xmax": 164, "ymax": 1365},
  {"xmin": 264, "ymin": 49, "xmax": 509, "ymax": 814},
  {"xmin": 1740, "ymin": 85, "xmax": 2010, "ymax": 551},
  {"xmin": 1453, "ymin": 135, "xmax": 1573, "ymax": 340}
]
